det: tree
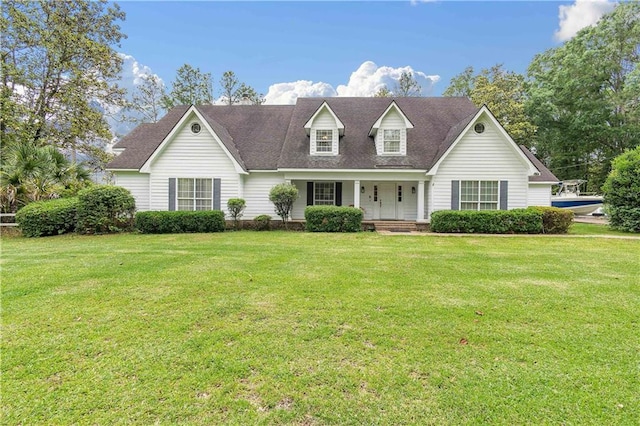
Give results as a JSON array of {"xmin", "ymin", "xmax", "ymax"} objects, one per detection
[
  {"xmin": 219, "ymin": 70, "xmax": 264, "ymax": 105},
  {"xmin": 126, "ymin": 74, "xmax": 166, "ymax": 124},
  {"xmin": 269, "ymin": 183, "xmax": 298, "ymax": 228},
  {"xmin": 602, "ymin": 146, "xmax": 640, "ymax": 232},
  {"xmin": 0, "ymin": 141, "xmax": 91, "ymax": 212},
  {"xmin": 0, "ymin": 0, "xmax": 126, "ymax": 166},
  {"xmin": 443, "ymin": 66, "xmax": 475, "ymax": 98},
  {"xmin": 227, "ymin": 198, "xmax": 246, "ymax": 230},
  {"xmin": 394, "ymin": 71, "xmax": 422, "ymax": 97},
  {"xmin": 527, "ymin": 2, "xmax": 640, "ymax": 192},
  {"xmin": 444, "ymin": 64, "xmax": 536, "ymax": 146},
  {"xmin": 162, "ymin": 64, "xmax": 213, "ymax": 108},
  {"xmin": 374, "ymin": 86, "xmax": 392, "ymax": 97}
]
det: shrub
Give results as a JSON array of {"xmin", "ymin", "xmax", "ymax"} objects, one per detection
[
  {"xmin": 253, "ymin": 214, "xmax": 272, "ymax": 231},
  {"xmin": 76, "ymin": 185, "xmax": 136, "ymax": 234},
  {"xmin": 430, "ymin": 209, "xmax": 543, "ymax": 234},
  {"xmin": 603, "ymin": 146, "xmax": 640, "ymax": 232},
  {"xmin": 528, "ymin": 206, "xmax": 573, "ymax": 234},
  {"xmin": 305, "ymin": 206, "xmax": 363, "ymax": 232},
  {"xmin": 135, "ymin": 210, "xmax": 225, "ymax": 234},
  {"xmin": 227, "ymin": 198, "xmax": 246, "ymax": 230},
  {"xmin": 15, "ymin": 197, "xmax": 79, "ymax": 237},
  {"xmin": 269, "ymin": 183, "xmax": 299, "ymax": 228}
]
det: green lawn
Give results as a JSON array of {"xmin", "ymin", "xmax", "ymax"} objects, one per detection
[
  {"xmin": 2, "ymin": 232, "xmax": 639, "ymax": 425},
  {"xmin": 569, "ymin": 221, "xmax": 636, "ymax": 236}
]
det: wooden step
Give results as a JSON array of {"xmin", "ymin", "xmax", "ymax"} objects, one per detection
[{"xmin": 371, "ymin": 221, "xmax": 417, "ymax": 233}]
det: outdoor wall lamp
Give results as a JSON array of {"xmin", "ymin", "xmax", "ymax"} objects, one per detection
[
  {"xmin": 412, "ymin": 186, "xmax": 416, "ymax": 194},
  {"xmin": 361, "ymin": 186, "xmax": 365, "ymax": 194}
]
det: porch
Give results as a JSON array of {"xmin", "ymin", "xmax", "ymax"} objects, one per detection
[{"xmin": 287, "ymin": 177, "xmax": 430, "ymax": 222}]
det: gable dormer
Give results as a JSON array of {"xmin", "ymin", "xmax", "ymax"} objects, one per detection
[
  {"xmin": 369, "ymin": 101, "xmax": 413, "ymax": 156},
  {"xmin": 304, "ymin": 102, "xmax": 344, "ymax": 156}
]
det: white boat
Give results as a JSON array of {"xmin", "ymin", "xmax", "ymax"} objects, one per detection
[{"xmin": 551, "ymin": 180, "xmax": 603, "ymax": 215}]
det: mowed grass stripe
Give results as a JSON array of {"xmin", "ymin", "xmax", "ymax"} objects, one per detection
[{"xmin": 2, "ymin": 232, "xmax": 639, "ymax": 424}]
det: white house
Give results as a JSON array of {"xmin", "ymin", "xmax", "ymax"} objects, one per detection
[{"xmin": 107, "ymin": 97, "xmax": 558, "ymax": 222}]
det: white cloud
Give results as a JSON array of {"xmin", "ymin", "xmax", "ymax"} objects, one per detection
[
  {"xmin": 555, "ymin": 0, "xmax": 616, "ymax": 42},
  {"xmin": 264, "ymin": 61, "xmax": 440, "ymax": 105},
  {"xmin": 118, "ymin": 53, "xmax": 163, "ymax": 87},
  {"xmin": 336, "ymin": 61, "xmax": 439, "ymax": 97},
  {"xmin": 263, "ymin": 80, "xmax": 337, "ymax": 105}
]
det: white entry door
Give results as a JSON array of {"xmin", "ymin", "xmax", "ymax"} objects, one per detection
[{"xmin": 379, "ymin": 183, "xmax": 397, "ymax": 219}]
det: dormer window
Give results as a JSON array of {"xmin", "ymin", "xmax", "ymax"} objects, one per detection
[
  {"xmin": 315, "ymin": 130, "xmax": 334, "ymax": 153},
  {"xmin": 305, "ymin": 102, "xmax": 344, "ymax": 156},
  {"xmin": 383, "ymin": 129, "xmax": 402, "ymax": 153},
  {"xmin": 369, "ymin": 101, "xmax": 413, "ymax": 156}
]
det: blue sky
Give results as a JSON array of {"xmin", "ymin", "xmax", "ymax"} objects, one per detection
[{"xmin": 113, "ymin": 1, "xmax": 617, "ymax": 103}]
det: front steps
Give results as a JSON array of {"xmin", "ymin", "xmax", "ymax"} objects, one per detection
[{"xmin": 370, "ymin": 221, "xmax": 418, "ymax": 233}]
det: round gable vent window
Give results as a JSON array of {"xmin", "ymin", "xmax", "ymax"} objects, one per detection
[
  {"xmin": 191, "ymin": 123, "xmax": 201, "ymax": 134},
  {"xmin": 474, "ymin": 123, "xmax": 485, "ymax": 134}
]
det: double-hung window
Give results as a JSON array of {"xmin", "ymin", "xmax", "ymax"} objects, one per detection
[
  {"xmin": 460, "ymin": 180, "xmax": 498, "ymax": 210},
  {"xmin": 383, "ymin": 129, "xmax": 401, "ymax": 154},
  {"xmin": 315, "ymin": 129, "xmax": 333, "ymax": 153},
  {"xmin": 177, "ymin": 178, "xmax": 212, "ymax": 211},
  {"xmin": 314, "ymin": 182, "xmax": 335, "ymax": 205}
]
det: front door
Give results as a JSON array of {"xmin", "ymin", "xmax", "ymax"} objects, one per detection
[{"xmin": 379, "ymin": 183, "xmax": 397, "ymax": 219}]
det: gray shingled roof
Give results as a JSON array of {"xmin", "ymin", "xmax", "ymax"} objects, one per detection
[
  {"xmin": 197, "ymin": 105, "xmax": 294, "ymax": 170},
  {"xmin": 106, "ymin": 97, "xmax": 557, "ymax": 181},
  {"xmin": 108, "ymin": 106, "xmax": 190, "ymax": 169},
  {"xmin": 519, "ymin": 145, "xmax": 559, "ymax": 182},
  {"xmin": 278, "ymin": 97, "xmax": 479, "ymax": 169}
]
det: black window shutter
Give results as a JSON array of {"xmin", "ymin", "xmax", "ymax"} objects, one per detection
[
  {"xmin": 168, "ymin": 178, "xmax": 176, "ymax": 211},
  {"xmin": 335, "ymin": 182, "xmax": 342, "ymax": 206},
  {"xmin": 213, "ymin": 178, "xmax": 221, "ymax": 210},
  {"xmin": 307, "ymin": 182, "xmax": 314, "ymax": 206},
  {"xmin": 451, "ymin": 180, "xmax": 460, "ymax": 210},
  {"xmin": 499, "ymin": 180, "xmax": 508, "ymax": 210}
]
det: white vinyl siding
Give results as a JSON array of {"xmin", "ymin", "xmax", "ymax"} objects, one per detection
[
  {"xmin": 114, "ymin": 172, "xmax": 149, "ymax": 211},
  {"xmin": 148, "ymin": 116, "xmax": 240, "ymax": 211},
  {"xmin": 528, "ymin": 183, "xmax": 553, "ymax": 206},
  {"xmin": 310, "ymin": 109, "xmax": 339, "ymax": 156},
  {"xmin": 242, "ymin": 173, "xmax": 286, "ymax": 219},
  {"xmin": 429, "ymin": 116, "xmax": 529, "ymax": 217},
  {"xmin": 375, "ymin": 109, "xmax": 407, "ymax": 155}
]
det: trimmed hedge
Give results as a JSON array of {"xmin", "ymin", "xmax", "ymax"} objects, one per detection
[
  {"xmin": 305, "ymin": 206, "xmax": 363, "ymax": 232},
  {"xmin": 16, "ymin": 197, "xmax": 79, "ymax": 237},
  {"xmin": 430, "ymin": 209, "xmax": 543, "ymax": 234},
  {"xmin": 76, "ymin": 185, "xmax": 136, "ymax": 234},
  {"xmin": 135, "ymin": 210, "xmax": 225, "ymax": 234},
  {"xmin": 253, "ymin": 214, "xmax": 272, "ymax": 231},
  {"xmin": 528, "ymin": 206, "xmax": 574, "ymax": 234}
]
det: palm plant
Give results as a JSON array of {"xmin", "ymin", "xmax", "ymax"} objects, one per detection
[{"xmin": 0, "ymin": 142, "xmax": 91, "ymax": 212}]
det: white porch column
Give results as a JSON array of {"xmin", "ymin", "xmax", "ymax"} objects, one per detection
[
  {"xmin": 353, "ymin": 180, "xmax": 361, "ymax": 208},
  {"xmin": 417, "ymin": 180, "xmax": 426, "ymax": 222}
]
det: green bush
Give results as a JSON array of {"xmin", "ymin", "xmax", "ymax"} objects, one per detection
[
  {"xmin": 430, "ymin": 209, "xmax": 543, "ymax": 234},
  {"xmin": 529, "ymin": 206, "xmax": 574, "ymax": 234},
  {"xmin": 253, "ymin": 214, "xmax": 272, "ymax": 231},
  {"xmin": 15, "ymin": 197, "xmax": 79, "ymax": 237},
  {"xmin": 135, "ymin": 210, "xmax": 225, "ymax": 234},
  {"xmin": 76, "ymin": 185, "xmax": 136, "ymax": 234},
  {"xmin": 305, "ymin": 206, "xmax": 363, "ymax": 232},
  {"xmin": 269, "ymin": 183, "xmax": 299, "ymax": 227},
  {"xmin": 227, "ymin": 198, "xmax": 246, "ymax": 230},
  {"xmin": 603, "ymin": 146, "xmax": 640, "ymax": 232}
]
